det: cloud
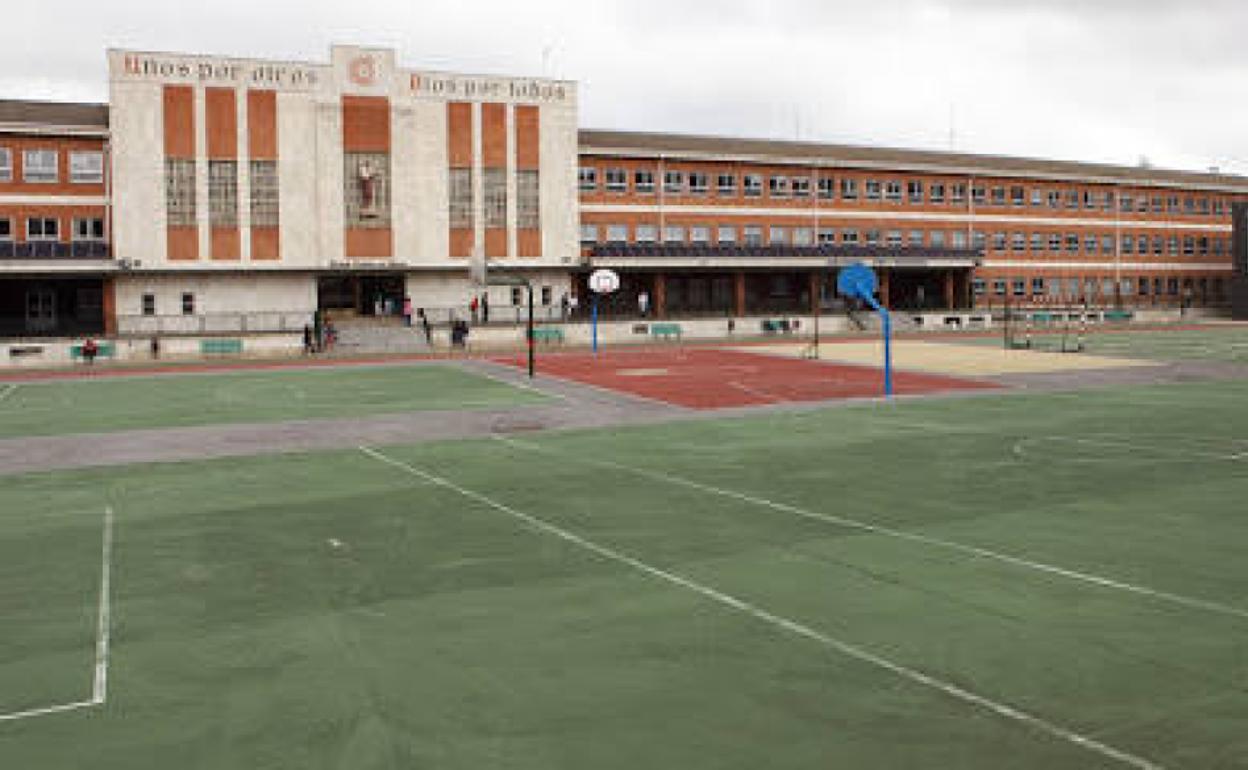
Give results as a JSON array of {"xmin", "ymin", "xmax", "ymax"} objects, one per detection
[{"xmin": 0, "ymin": 0, "xmax": 1244, "ymax": 173}]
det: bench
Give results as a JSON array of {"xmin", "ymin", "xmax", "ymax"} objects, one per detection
[
  {"xmin": 7, "ymin": 345, "xmax": 45, "ymax": 359},
  {"xmin": 200, "ymin": 338, "xmax": 244, "ymax": 356},
  {"xmin": 1103, "ymin": 310, "xmax": 1134, "ymax": 323},
  {"xmin": 530, "ymin": 327, "xmax": 565, "ymax": 345},
  {"xmin": 760, "ymin": 319, "xmax": 791, "ymax": 334},
  {"xmin": 70, "ymin": 342, "xmax": 116, "ymax": 361},
  {"xmin": 650, "ymin": 323, "xmax": 683, "ymax": 341}
]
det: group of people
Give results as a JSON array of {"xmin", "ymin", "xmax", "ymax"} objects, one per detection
[{"xmin": 302, "ymin": 313, "xmax": 338, "ymax": 356}]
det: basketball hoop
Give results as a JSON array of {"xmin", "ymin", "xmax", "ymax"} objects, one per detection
[{"xmin": 589, "ymin": 269, "xmax": 620, "ymax": 295}]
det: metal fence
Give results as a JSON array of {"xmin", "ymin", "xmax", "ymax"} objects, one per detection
[{"xmin": 117, "ymin": 312, "xmax": 310, "ymax": 336}]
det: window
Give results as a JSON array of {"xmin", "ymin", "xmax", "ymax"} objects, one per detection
[
  {"xmin": 0, "ymin": 148, "xmax": 10, "ymax": 181},
  {"xmin": 841, "ymin": 178, "xmax": 859, "ymax": 200},
  {"xmin": 1030, "ymin": 189, "xmax": 1043, "ymax": 207},
  {"xmin": 971, "ymin": 185, "xmax": 986, "ymax": 205},
  {"xmin": 1101, "ymin": 235, "xmax": 1114, "ymax": 254},
  {"xmin": 663, "ymin": 225, "xmax": 685, "ymax": 244},
  {"xmin": 1167, "ymin": 196, "xmax": 1180, "ymax": 213},
  {"xmin": 0, "ymin": 218, "xmax": 10, "ymax": 240},
  {"xmin": 1083, "ymin": 191, "xmax": 1097, "ymax": 210},
  {"xmin": 1152, "ymin": 236, "xmax": 1163, "ymax": 255},
  {"xmin": 1047, "ymin": 190, "xmax": 1062, "ymax": 209},
  {"xmin": 448, "ymin": 168, "xmax": 473, "ymax": 229},
  {"xmin": 972, "ymin": 231, "xmax": 986, "ymax": 250},
  {"xmin": 908, "ymin": 230, "xmax": 924, "ymax": 247},
  {"xmin": 23, "ymin": 149, "xmax": 58, "ymax": 182},
  {"xmin": 1084, "ymin": 235, "xmax": 1098, "ymax": 254},
  {"xmin": 929, "ymin": 183, "xmax": 945, "ymax": 204},
  {"xmin": 717, "ymin": 225, "xmax": 737, "ymax": 244},
  {"xmin": 1065, "ymin": 234, "xmax": 1079, "ymax": 253},
  {"xmin": 1030, "ymin": 233, "xmax": 1044, "ymax": 252},
  {"xmin": 165, "ymin": 159, "xmax": 197, "ymax": 226},
  {"xmin": 635, "ymin": 224, "xmax": 658, "ymax": 243},
  {"xmin": 1011, "ymin": 233, "xmax": 1026, "ymax": 252},
  {"xmin": 142, "ymin": 294, "xmax": 156, "ymax": 316},
  {"xmin": 484, "ymin": 168, "xmax": 509, "ymax": 227},
  {"xmin": 635, "ymin": 170, "xmax": 656, "ymax": 194},
  {"xmin": 1032, "ymin": 278, "xmax": 1046, "ymax": 295},
  {"xmin": 990, "ymin": 187, "xmax": 1006, "ymax": 206},
  {"xmin": 992, "ymin": 232, "xmax": 1007, "ymax": 251},
  {"xmin": 885, "ymin": 230, "xmax": 902, "ymax": 248},
  {"xmin": 769, "ymin": 226, "xmax": 788, "ymax": 245},
  {"xmin": 512, "ymin": 287, "xmax": 524, "ymax": 306},
  {"xmin": 972, "ymin": 278, "xmax": 986, "ymax": 296},
  {"xmin": 27, "ymin": 217, "xmax": 58, "ymax": 240},
  {"xmin": 541, "ymin": 286, "xmax": 553, "ymax": 306},
  {"xmin": 1012, "ymin": 278, "xmax": 1026, "ymax": 297},
  {"xmin": 769, "ymin": 176, "xmax": 789, "ymax": 198},
  {"xmin": 716, "ymin": 174, "xmax": 736, "ymax": 196},
  {"xmin": 605, "ymin": 168, "xmax": 628, "ymax": 193},
  {"xmin": 791, "ymin": 176, "xmax": 811, "ymax": 198},
  {"xmin": 73, "ymin": 217, "xmax": 105, "ymax": 241},
  {"xmin": 1138, "ymin": 277, "xmax": 1150, "ymax": 296},
  {"xmin": 1065, "ymin": 190, "xmax": 1080, "ymax": 210},
  {"xmin": 817, "ymin": 228, "xmax": 836, "ymax": 245},
  {"xmin": 1048, "ymin": 233, "xmax": 1062, "ymax": 252},
  {"xmin": 884, "ymin": 181, "xmax": 902, "ymax": 202},
  {"xmin": 930, "ymin": 231, "xmax": 946, "ymax": 248},
  {"xmin": 865, "ymin": 229, "xmax": 881, "ymax": 246},
  {"xmin": 907, "ymin": 180, "xmax": 924, "ymax": 203},
  {"xmin": 519, "ymin": 170, "xmax": 541, "ymax": 230},
  {"xmin": 1010, "ymin": 186, "xmax": 1025, "ymax": 206},
  {"xmin": 181, "ymin": 293, "xmax": 195, "ymax": 316},
  {"xmin": 579, "ymin": 224, "xmax": 599, "ymax": 243},
  {"xmin": 1167, "ymin": 236, "xmax": 1179, "ymax": 256},
  {"xmin": 664, "ymin": 170, "xmax": 685, "ymax": 194},
  {"xmin": 817, "ymin": 177, "xmax": 835, "ymax": 200},
  {"xmin": 1122, "ymin": 235, "xmax": 1135, "ymax": 255},
  {"xmin": 578, "ymin": 167, "xmax": 597, "ymax": 192},
  {"xmin": 605, "ymin": 224, "xmax": 628, "ymax": 243},
  {"xmin": 1119, "ymin": 194, "xmax": 1134, "ymax": 212},
  {"xmin": 865, "ymin": 180, "xmax": 882, "ymax": 201},
  {"xmin": 1183, "ymin": 236, "xmax": 1195, "ymax": 255},
  {"xmin": 793, "ymin": 227, "xmax": 814, "ymax": 246},
  {"xmin": 993, "ymin": 279, "xmax": 1006, "ymax": 296},
  {"xmin": 950, "ymin": 184, "xmax": 966, "ymax": 205},
  {"xmin": 70, "ymin": 151, "xmax": 104, "ymax": 184},
  {"xmin": 743, "ymin": 226, "xmax": 763, "ymax": 246},
  {"xmin": 690, "ymin": 225, "xmax": 711, "ymax": 244},
  {"xmin": 689, "ymin": 172, "xmax": 709, "ymax": 195},
  {"xmin": 743, "ymin": 174, "xmax": 763, "ymax": 197},
  {"xmin": 841, "ymin": 229, "xmax": 860, "ymax": 245},
  {"xmin": 951, "ymin": 230, "xmax": 967, "ymax": 249},
  {"xmin": 250, "ymin": 160, "xmax": 280, "ymax": 227}
]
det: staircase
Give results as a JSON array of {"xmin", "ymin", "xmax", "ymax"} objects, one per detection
[{"xmin": 329, "ymin": 318, "xmax": 430, "ymax": 354}]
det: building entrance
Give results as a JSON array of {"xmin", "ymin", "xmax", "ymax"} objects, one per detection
[
  {"xmin": 317, "ymin": 274, "xmax": 406, "ymax": 318},
  {"xmin": 0, "ymin": 278, "xmax": 105, "ymax": 338}
]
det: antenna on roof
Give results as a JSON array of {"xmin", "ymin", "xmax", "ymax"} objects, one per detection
[{"xmin": 1137, "ymin": 155, "xmax": 1152, "ymax": 169}]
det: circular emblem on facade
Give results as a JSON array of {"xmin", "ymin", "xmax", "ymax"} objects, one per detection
[{"xmin": 348, "ymin": 56, "xmax": 377, "ymax": 86}]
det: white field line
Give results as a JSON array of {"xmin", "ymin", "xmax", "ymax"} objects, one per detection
[
  {"xmin": 1012, "ymin": 435, "xmax": 1244, "ymax": 463},
  {"xmin": 0, "ymin": 506, "xmax": 113, "ymax": 724},
  {"xmin": 92, "ymin": 505, "xmax": 115, "ymax": 704},
  {"xmin": 728, "ymin": 381, "xmax": 782, "ymax": 403},
  {"xmin": 0, "ymin": 383, "xmax": 17, "ymax": 404},
  {"xmin": 0, "ymin": 700, "xmax": 98, "ymax": 724},
  {"xmin": 358, "ymin": 445, "xmax": 1162, "ymax": 770},
  {"xmin": 465, "ymin": 363, "xmax": 568, "ymax": 401},
  {"xmin": 496, "ymin": 436, "xmax": 1248, "ymax": 622}
]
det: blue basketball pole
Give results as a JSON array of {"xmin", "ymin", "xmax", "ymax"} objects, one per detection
[
  {"xmin": 837, "ymin": 262, "xmax": 894, "ymax": 399},
  {"xmin": 591, "ymin": 296, "xmax": 599, "ymax": 354},
  {"xmin": 865, "ymin": 296, "xmax": 893, "ymax": 397}
]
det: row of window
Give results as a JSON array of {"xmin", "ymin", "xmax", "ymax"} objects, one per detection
[
  {"xmin": 581, "ymin": 222, "xmax": 1228, "ymax": 256},
  {"xmin": 166, "ymin": 159, "xmax": 281, "ymax": 228},
  {"xmin": 973, "ymin": 276, "xmax": 1224, "ymax": 299},
  {"xmin": 140, "ymin": 292, "xmax": 196, "ymax": 317},
  {"xmin": 0, "ymin": 216, "xmax": 105, "ymax": 242},
  {"xmin": 0, "ymin": 147, "xmax": 104, "ymax": 184},
  {"xmin": 449, "ymin": 167, "xmax": 542, "ymax": 231},
  {"xmin": 578, "ymin": 166, "xmax": 1234, "ymax": 217}
]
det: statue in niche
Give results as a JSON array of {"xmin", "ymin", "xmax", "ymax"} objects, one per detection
[{"xmin": 358, "ymin": 160, "xmax": 379, "ymax": 218}]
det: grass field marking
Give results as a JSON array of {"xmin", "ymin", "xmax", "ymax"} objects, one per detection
[
  {"xmin": 0, "ymin": 383, "xmax": 17, "ymax": 404},
  {"xmin": 0, "ymin": 699, "xmax": 100, "ymax": 724},
  {"xmin": 727, "ymin": 381, "xmax": 783, "ymax": 403},
  {"xmin": 358, "ymin": 444, "xmax": 1162, "ymax": 770},
  {"xmin": 464, "ymin": 362, "xmax": 568, "ymax": 401},
  {"xmin": 0, "ymin": 505, "xmax": 113, "ymax": 724},
  {"xmin": 497, "ymin": 436, "xmax": 1248, "ymax": 622},
  {"xmin": 92, "ymin": 504, "xmax": 115, "ymax": 704},
  {"xmin": 1012, "ymin": 435, "xmax": 1246, "ymax": 463}
]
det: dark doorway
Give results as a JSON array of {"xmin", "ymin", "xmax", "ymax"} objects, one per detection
[
  {"xmin": 317, "ymin": 274, "xmax": 406, "ymax": 317},
  {"xmin": 0, "ymin": 278, "xmax": 105, "ymax": 338}
]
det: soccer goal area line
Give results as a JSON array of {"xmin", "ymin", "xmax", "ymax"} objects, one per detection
[{"xmin": 0, "ymin": 505, "xmax": 114, "ymax": 725}]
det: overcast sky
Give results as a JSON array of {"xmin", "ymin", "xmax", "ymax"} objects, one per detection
[{"xmin": 3, "ymin": 0, "xmax": 1246, "ymax": 174}]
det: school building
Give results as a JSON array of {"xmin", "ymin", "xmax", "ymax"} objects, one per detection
[{"xmin": 2, "ymin": 43, "xmax": 1247, "ymax": 340}]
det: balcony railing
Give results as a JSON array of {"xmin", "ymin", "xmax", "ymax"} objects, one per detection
[
  {"xmin": 0, "ymin": 241, "xmax": 112, "ymax": 260},
  {"xmin": 589, "ymin": 243, "xmax": 983, "ymax": 262}
]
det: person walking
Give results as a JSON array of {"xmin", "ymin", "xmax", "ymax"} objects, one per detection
[
  {"xmin": 302, "ymin": 325, "xmax": 314, "ymax": 356},
  {"xmin": 481, "ymin": 293, "xmax": 490, "ymax": 325},
  {"xmin": 638, "ymin": 290, "xmax": 650, "ymax": 318},
  {"xmin": 469, "ymin": 295, "xmax": 480, "ymax": 325},
  {"xmin": 417, "ymin": 308, "xmax": 432, "ymax": 346},
  {"xmin": 560, "ymin": 293, "xmax": 570, "ymax": 321},
  {"xmin": 402, "ymin": 296, "xmax": 413, "ymax": 327}
]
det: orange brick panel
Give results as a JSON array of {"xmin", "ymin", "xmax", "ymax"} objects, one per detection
[
  {"xmin": 163, "ymin": 85, "xmax": 195, "ymax": 159},
  {"xmin": 210, "ymin": 227, "xmax": 240, "ymax": 260},
  {"xmin": 205, "ymin": 88, "xmax": 237, "ymax": 160},
  {"xmin": 518, "ymin": 229, "xmax": 541, "ymax": 258},
  {"xmin": 481, "ymin": 103, "xmax": 506, "ymax": 168},
  {"xmin": 449, "ymin": 228, "xmax": 474, "ymax": 258},
  {"xmin": 447, "ymin": 102, "xmax": 473, "ymax": 168},
  {"xmin": 485, "ymin": 228, "xmax": 506, "ymax": 258},
  {"xmin": 247, "ymin": 90, "xmax": 278, "ymax": 160},
  {"xmin": 345, "ymin": 228, "xmax": 393, "ymax": 258},
  {"xmin": 167, "ymin": 226, "xmax": 199, "ymax": 261},
  {"xmin": 341, "ymin": 96, "xmax": 390, "ymax": 153},
  {"xmin": 515, "ymin": 106, "xmax": 540, "ymax": 170},
  {"xmin": 251, "ymin": 227, "xmax": 280, "ymax": 260}
]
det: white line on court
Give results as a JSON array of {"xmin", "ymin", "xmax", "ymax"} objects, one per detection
[
  {"xmin": 0, "ymin": 506, "xmax": 113, "ymax": 724},
  {"xmin": 728, "ymin": 381, "xmax": 782, "ymax": 403},
  {"xmin": 358, "ymin": 444, "xmax": 1161, "ymax": 770},
  {"xmin": 92, "ymin": 505, "xmax": 115, "ymax": 704},
  {"xmin": 0, "ymin": 383, "xmax": 18, "ymax": 404},
  {"xmin": 465, "ymin": 364, "xmax": 569, "ymax": 400},
  {"xmin": 496, "ymin": 436, "xmax": 1248, "ymax": 621}
]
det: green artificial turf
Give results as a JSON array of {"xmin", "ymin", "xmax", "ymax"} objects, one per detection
[
  {"xmin": 2, "ymin": 379, "xmax": 1248, "ymax": 767},
  {"xmin": 0, "ymin": 364, "xmax": 547, "ymax": 438},
  {"xmin": 964, "ymin": 323, "xmax": 1248, "ymax": 363}
]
